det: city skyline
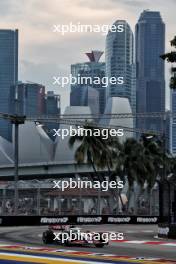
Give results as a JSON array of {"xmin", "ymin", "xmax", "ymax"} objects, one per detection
[
  {"xmin": 106, "ymin": 20, "xmax": 136, "ymax": 113},
  {"xmin": 136, "ymin": 10, "xmax": 165, "ymax": 132},
  {"xmin": 0, "ymin": 0, "xmax": 175, "ymax": 111},
  {"xmin": 0, "ymin": 29, "xmax": 18, "ymax": 141},
  {"xmin": 70, "ymin": 50, "xmax": 105, "ymax": 114}
]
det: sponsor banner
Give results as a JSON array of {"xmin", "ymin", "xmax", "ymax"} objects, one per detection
[
  {"xmin": 158, "ymin": 223, "xmax": 176, "ymax": 239},
  {"xmin": 0, "ymin": 215, "xmax": 160, "ymax": 226}
]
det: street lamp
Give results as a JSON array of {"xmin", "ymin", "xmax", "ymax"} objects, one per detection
[{"xmin": 12, "ymin": 116, "xmax": 25, "ymax": 215}]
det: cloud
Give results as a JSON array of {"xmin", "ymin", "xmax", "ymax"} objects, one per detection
[
  {"xmin": 20, "ymin": 60, "xmax": 70, "ymax": 112},
  {"xmin": 78, "ymin": 0, "xmax": 148, "ymax": 9},
  {"xmin": 111, "ymin": 0, "xmax": 148, "ymax": 5},
  {"xmin": 0, "ymin": 0, "xmax": 175, "ymax": 110}
]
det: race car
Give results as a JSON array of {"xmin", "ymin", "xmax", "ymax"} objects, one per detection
[{"xmin": 42, "ymin": 225, "xmax": 108, "ymax": 248}]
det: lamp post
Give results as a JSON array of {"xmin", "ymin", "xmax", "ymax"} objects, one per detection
[
  {"xmin": 12, "ymin": 116, "xmax": 25, "ymax": 215},
  {"xmin": 12, "ymin": 86, "xmax": 26, "ymax": 215}
]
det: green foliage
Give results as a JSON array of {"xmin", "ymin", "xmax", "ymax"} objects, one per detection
[
  {"xmin": 115, "ymin": 134, "xmax": 164, "ymax": 189},
  {"xmin": 171, "ymin": 67, "xmax": 176, "ymax": 73},
  {"xmin": 69, "ymin": 124, "xmax": 173, "ymax": 190},
  {"xmin": 161, "ymin": 36, "xmax": 176, "ymax": 89},
  {"xmin": 170, "ymin": 76, "xmax": 176, "ymax": 89},
  {"xmin": 68, "ymin": 122, "xmax": 118, "ymax": 182},
  {"xmin": 160, "ymin": 52, "xmax": 176, "ymax": 63},
  {"xmin": 171, "ymin": 36, "xmax": 176, "ymax": 48}
]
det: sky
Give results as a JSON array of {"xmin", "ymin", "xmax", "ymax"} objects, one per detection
[{"xmin": 0, "ymin": 0, "xmax": 175, "ymax": 111}]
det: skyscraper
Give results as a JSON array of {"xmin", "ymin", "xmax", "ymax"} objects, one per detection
[
  {"xmin": 45, "ymin": 91, "xmax": 60, "ymax": 116},
  {"xmin": 45, "ymin": 91, "xmax": 60, "ymax": 140},
  {"xmin": 70, "ymin": 86, "xmax": 99, "ymax": 116},
  {"xmin": 70, "ymin": 51, "xmax": 105, "ymax": 114},
  {"xmin": 136, "ymin": 10, "xmax": 165, "ymax": 133},
  {"xmin": 0, "ymin": 29, "xmax": 18, "ymax": 141},
  {"xmin": 106, "ymin": 20, "xmax": 136, "ymax": 114},
  {"xmin": 10, "ymin": 82, "xmax": 45, "ymax": 116}
]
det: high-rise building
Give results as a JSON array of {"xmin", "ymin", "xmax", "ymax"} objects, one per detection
[
  {"xmin": 70, "ymin": 86, "xmax": 99, "ymax": 116},
  {"xmin": 45, "ymin": 91, "xmax": 60, "ymax": 116},
  {"xmin": 0, "ymin": 29, "xmax": 18, "ymax": 141},
  {"xmin": 106, "ymin": 20, "xmax": 136, "ymax": 114},
  {"xmin": 10, "ymin": 82, "xmax": 45, "ymax": 116},
  {"xmin": 70, "ymin": 51, "xmax": 105, "ymax": 114},
  {"xmin": 136, "ymin": 10, "xmax": 165, "ymax": 133},
  {"xmin": 44, "ymin": 91, "xmax": 60, "ymax": 140}
]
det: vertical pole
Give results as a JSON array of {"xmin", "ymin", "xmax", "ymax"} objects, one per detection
[
  {"xmin": 150, "ymin": 189, "xmax": 153, "ymax": 215},
  {"xmin": 167, "ymin": 181, "xmax": 171, "ymax": 223},
  {"xmin": 79, "ymin": 187, "xmax": 82, "ymax": 215},
  {"xmin": 2, "ymin": 188, "xmax": 6, "ymax": 215},
  {"xmin": 58, "ymin": 192, "xmax": 62, "ymax": 215},
  {"xmin": 14, "ymin": 121, "xmax": 19, "ymax": 215},
  {"xmin": 159, "ymin": 114, "xmax": 166, "ymax": 222},
  {"xmin": 14, "ymin": 85, "xmax": 19, "ymax": 216},
  {"xmin": 37, "ymin": 187, "xmax": 41, "ymax": 215},
  {"xmin": 97, "ymin": 188, "xmax": 101, "ymax": 214},
  {"xmin": 159, "ymin": 182, "xmax": 163, "ymax": 218},
  {"xmin": 133, "ymin": 186, "xmax": 137, "ymax": 214}
]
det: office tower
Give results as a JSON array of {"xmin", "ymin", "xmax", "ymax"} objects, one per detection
[
  {"xmin": 45, "ymin": 91, "xmax": 60, "ymax": 115},
  {"xmin": 10, "ymin": 82, "xmax": 45, "ymax": 116},
  {"xmin": 106, "ymin": 20, "xmax": 136, "ymax": 114},
  {"xmin": 0, "ymin": 29, "xmax": 18, "ymax": 141},
  {"xmin": 44, "ymin": 91, "xmax": 60, "ymax": 140},
  {"xmin": 70, "ymin": 51, "xmax": 105, "ymax": 114},
  {"xmin": 70, "ymin": 86, "xmax": 99, "ymax": 116},
  {"xmin": 136, "ymin": 10, "xmax": 165, "ymax": 133},
  {"xmin": 102, "ymin": 97, "xmax": 133, "ymax": 141}
]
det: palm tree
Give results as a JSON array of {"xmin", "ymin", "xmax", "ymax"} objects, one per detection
[
  {"xmin": 69, "ymin": 122, "xmax": 170, "ymax": 214},
  {"xmin": 115, "ymin": 135, "xmax": 165, "ymax": 213},
  {"xmin": 115, "ymin": 138, "xmax": 146, "ymax": 187},
  {"xmin": 161, "ymin": 36, "xmax": 176, "ymax": 89},
  {"xmin": 69, "ymin": 122, "xmax": 114, "ymax": 182},
  {"xmin": 69, "ymin": 122, "xmax": 122, "ymax": 212}
]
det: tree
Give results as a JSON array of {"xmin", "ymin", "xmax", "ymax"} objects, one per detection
[
  {"xmin": 69, "ymin": 122, "xmax": 117, "ymax": 182},
  {"xmin": 69, "ymin": 122, "xmax": 173, "ymax": 214},
  {"xmin": 115, "ymin": 136, "xmax": 157, "ymax": 188},
  {"xmin": 114, "ymin": 134, "xmax": 166, "ymax": 213},
  {"xmin": 140, "ymin": 134, "xmax": 164, "ymax": 188},
  {"xmin": 68, "ymin": 122, "xmax": 122, "ymax": 212},
  {"xmin": 161, "ymin": 36, "xmax": 176, "ymax": 89}
]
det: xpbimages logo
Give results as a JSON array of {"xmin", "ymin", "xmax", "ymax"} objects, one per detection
[
  {"xmin": 53, "ymin": 178, "xmax": 124, "ymax": 192},
  {"xmin": 53, "ymin": 230, "xmax": 124, "ymax": 244},
  {"xmin": 53, "ymin": 126, "xmax": 124, "ymax": 140},
  {"xmin": 52, "ymin": 74, "xmax": 124, "ymax": 88},
  {"xmin": 52, "ymin": 22, "xmax": 124, "ymax": 36}
]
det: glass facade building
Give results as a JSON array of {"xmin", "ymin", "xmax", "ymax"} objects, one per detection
[
  {"xmin": 10, "ymin": 85, "xmax": 60, "ymax": 140},
  {"xmin": 0, "ymin": 29, "xmax": 18, "ymax": 141},
  {"xmin": 10, "ymin": 82, "xmax": 45, "ymax": 116},
  {"xmin": 45, "ymin": 91, "xmax": 60, "ymax": 116},
  {"xmin": 70, "ymin": 86, "xmax": 99, "ymax": 116},
  {"xmin": 105, "ymin": 20, "xmax": 136, "ymax": 114},
  {"xmin": 70, "ymin": 51, "xmax": 105, "ymax": 114},
  {"xmin": 136, "ymin": 10, "xmax": 165, "ymax": 133},
  {"xmin": 45, "ymin": 91, "xmax": 60, "ymax": 140}
]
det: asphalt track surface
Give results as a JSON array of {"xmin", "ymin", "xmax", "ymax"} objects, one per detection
[{"xmin": 0, "ymin": 225, "xmax": 176, "ymax": 262}]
